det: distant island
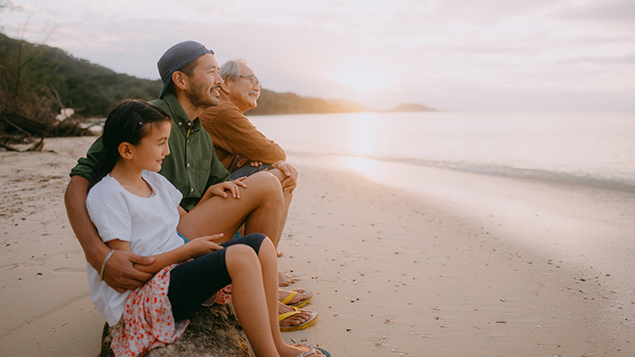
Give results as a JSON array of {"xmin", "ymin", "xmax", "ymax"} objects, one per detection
[
  {"xmin": 386, "ymin": 103, "xmax": 436, "ymax": 112},
  {"xmin": 0, "ymin": 33, "xmax": 436, "ymax": 121}
]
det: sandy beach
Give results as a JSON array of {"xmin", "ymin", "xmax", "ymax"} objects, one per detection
[{"xmin": 1, "ymin": 137, "xmax": 633, "ymax": 356}]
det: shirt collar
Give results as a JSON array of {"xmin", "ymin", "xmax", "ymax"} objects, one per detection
[{"xmin": 162, "ymin": 92, "xmax": 201, "ymax": 133}]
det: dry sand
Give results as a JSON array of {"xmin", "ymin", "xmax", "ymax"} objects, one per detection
[{"xmin": 1, "ymin": 137, "xmax": 633, "ymax": 356}]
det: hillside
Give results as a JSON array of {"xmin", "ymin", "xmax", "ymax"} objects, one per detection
[
  {"xmin": 0, "ymin": 33, "xmax": 435, "ymax": 121},
  {"xmin": 0, "ymin": 33, "xmax": 373, "ymax": 118},
  {"xmin": 245, "ymin": 90, "xmax": 373, "ymax": 115},
  {"xmin": 0, "ymin": 33, "xmax": 162, "ymax": 118}
]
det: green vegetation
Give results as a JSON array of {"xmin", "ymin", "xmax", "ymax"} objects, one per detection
[
  {"xmin": 0, "ymin": 32, "xmax": 159, "ymax": 147},
  {"xmin": 0, "ymin": 33, "xmax": 162, "ymax": 118}
]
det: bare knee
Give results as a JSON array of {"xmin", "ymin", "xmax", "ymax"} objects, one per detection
[
  {"xmin": 263, "ymin": 168, "xmax": 299, "ymax": 193},
  {"xmin": 250, "ymin": 172, "xmax": 284, "ymax": 204},
  {"xmin": 258, "ymin": 237, "xmax": 276, "ymax": 257},
  {"xmin": 225, "ymin": 244, "xmax": 260, "ymax": 274},
  {"xmin": 265, "ymin": 168, "xmax": 286, "ymax": 184}
]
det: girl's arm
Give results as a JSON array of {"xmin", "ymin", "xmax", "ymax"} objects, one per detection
[{"xmin": 105, "ymin": 233, "xmax": 224, "ymax": 274}]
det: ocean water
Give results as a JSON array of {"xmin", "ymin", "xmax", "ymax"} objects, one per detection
[{"xmin": 249, "ymin": 111, "xmax": 635, "ymax": 192}]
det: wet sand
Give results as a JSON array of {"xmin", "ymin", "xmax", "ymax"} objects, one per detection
[{"xmin": 0, "ymin": 137, "xmax": 633, "ymax": 356}]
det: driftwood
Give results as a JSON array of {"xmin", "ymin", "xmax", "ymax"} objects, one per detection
[
  {"xmin": 100, "ymin": 304, "xmax": 251, "ymax": 357},
  {"xmin": 0, "ymin": 110, "xmax": 93, "ymax": 151}
]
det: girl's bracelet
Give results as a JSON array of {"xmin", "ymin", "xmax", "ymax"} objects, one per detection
[{"xmin": 99, "ymin": 249, "xmax": 115, "ymax": 281}]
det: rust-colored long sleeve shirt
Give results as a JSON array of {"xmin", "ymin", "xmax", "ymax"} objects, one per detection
[{"xmin": 199, "ymin": 98, "xmax": 286, "ymax": 170}]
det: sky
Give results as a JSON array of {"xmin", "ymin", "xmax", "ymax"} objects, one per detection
[{"xmin": 1, "ymin": 0, "xmax": 634, "ymax": 111}]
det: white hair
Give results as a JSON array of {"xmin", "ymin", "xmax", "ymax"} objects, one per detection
[{"xmin": 220, "ymin": 58, "xmax": 249, "ymax": 81}]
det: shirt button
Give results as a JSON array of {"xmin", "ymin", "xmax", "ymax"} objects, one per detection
[
  {"xmin": 178, "ymin": 122, "xmax": 182, "ymax": 125},
  {"xmin": 187, "ymin": 163, "xmax": 190, "ymax": 168},
  {"xmin": 187, "ymin": 122, "xmax": 192, "ymax": 126},
  {"xmin": 190, "ymin": 188, "xmax": 194, "ymax": 192}
]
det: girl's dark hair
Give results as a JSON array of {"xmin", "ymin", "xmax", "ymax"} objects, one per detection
[{"xmin": 89, "ymin": 99, "xmax": 171, "ymax": 190}]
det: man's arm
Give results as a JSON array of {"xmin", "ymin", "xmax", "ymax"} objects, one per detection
[{"xmin": 65, "ymin": 174, "xmax": 154, "ymax": 293}]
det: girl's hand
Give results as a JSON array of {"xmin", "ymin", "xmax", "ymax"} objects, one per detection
[
  {"xmin": 206, "ymin": 180, "xmax": 245, "ymax": 199},
  {"xmin": 233, "ymin": 176, "xmax": 248, "ymax": 188},
  {"xmin": 187, "ymin": 233, "xmax": 224, "ymax": 257}
]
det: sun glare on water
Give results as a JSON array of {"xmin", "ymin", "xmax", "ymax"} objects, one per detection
[{"xmin": 344, "ymin": 113, "xmax": 380, "ymax": 156}]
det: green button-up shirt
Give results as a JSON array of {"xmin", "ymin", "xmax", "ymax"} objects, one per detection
[{"xmin": 70, "ymin": 93, "xmax": 231, "ymax": 211}]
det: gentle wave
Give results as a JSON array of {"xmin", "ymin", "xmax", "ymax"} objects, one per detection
[
  {"xmin": 289, "ymin": 150, "xmax": 635, "ymax": 193},
  {"xmin": 256, "ymin": 111, "xmax": 635, "ymax": 193},
  {"xmin": 384, "ymin": 156, "xmax": 635, "ymax": 193}
]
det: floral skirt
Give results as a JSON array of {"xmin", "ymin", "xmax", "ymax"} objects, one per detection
[
  {"xmin": 111, "ymin": 264, "xmax": 188, "ymax": 357},
  {"xmin": 110, "ymin": 261, "xmax": 234, "ymax": 357}
]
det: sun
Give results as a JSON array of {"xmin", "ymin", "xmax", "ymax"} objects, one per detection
[{"xmin": 332, "ymin": 59, "xmax": 395, "ymax": 93}]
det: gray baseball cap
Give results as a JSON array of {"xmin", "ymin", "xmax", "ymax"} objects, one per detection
[{"xmin": 157, "ymin": 41, "xmax": 214, "ymax": 98}]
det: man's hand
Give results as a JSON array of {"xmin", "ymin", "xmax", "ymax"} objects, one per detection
[
  {"xmin": 236, "ymin": 157, "xmax": 263, "ymax": 168},
  {"xmin": 271, "ymin": 160, "xmax": 299, "ymax": 193},
  {"xmin": 103, "ymin": 251, "xmax": 155, "ymax": 293}
]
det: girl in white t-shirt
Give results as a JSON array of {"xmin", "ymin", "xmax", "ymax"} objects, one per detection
[{"xmin": 86, "ymin": 99, "xmax": 327, "ymax": 357}]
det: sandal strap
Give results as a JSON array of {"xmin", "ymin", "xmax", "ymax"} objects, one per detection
[
  {"xmin": 278, "ymin": 306, "xmax": 300, "ymax": 321},
  {"xmin": 280, "ymin": 290, "xmax": 298, "ymax": 305}
]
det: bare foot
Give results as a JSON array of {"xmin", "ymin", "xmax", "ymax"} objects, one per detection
[
  {"xmin": 277, "ymin": 250, "xmax": 283, "ymax": 257},
  {"xmin": 278, "ymin": 270, "xmax": 299, "ymax": 287},
  {"xmin": 279, "ymin": 288, "xmax": 312, "ymax": 305},
  {"xmin": 278, "ymin": 302, "xmax": 313, "ymax": 328}
]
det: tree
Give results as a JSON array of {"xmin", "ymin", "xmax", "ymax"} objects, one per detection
[{"xmin": 0, "ymin": 31, "xmax": 91, "ymax": 149}]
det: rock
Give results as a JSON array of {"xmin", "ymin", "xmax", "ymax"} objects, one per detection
[{"xmin": 100, "ymin": 304, "xmax": 251, "ymax": 357}]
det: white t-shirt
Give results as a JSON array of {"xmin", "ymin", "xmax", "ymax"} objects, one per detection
[{"xmin": 86, "ymin": 170, "xmax": 185, "ymax": 326}]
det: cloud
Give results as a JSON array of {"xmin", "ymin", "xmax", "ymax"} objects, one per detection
[
  {"xmin": 559, "ymin": 54, "xmax": 635, "ymax": 65},
  {"xmin": 556, "ymin": 0, "xmax": 635, "ymax": 24},
  {"xmin": 3, "ymin": 0, "xmax": 634, "ymax": 110}
]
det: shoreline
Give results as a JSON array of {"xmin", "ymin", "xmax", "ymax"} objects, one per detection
[
  {"xmin": 0, "ymin": 137, "xmax": 633, "ymax": 356},
  {"xmin": 287, "ymin": 153, "xmax": 635, "ymax": 287}
]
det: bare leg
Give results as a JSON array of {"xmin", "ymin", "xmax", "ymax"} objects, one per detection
[
  {"xmin": 265, "ymin": 168, "xmax": 293, "ymax": 251},
  {"xmin": 227, "ymin": 238, "xmax": 320, "ymax": 357},
  {"xmin": 225, "ymin": 243, "xmax": 278, "ymax": 356},
  {"xmin": 178, "ymin": 171, "xmax": 284, "ymax": 244}
]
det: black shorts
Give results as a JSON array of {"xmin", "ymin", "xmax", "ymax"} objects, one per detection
[{"xmin": 167, "ymin": 233, "xmax": 266, "ymax": 321}]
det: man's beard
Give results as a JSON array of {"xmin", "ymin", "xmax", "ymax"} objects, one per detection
[{"xmin": 188, "ymin": 81, "xmax": 219, "ymax": 109}]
